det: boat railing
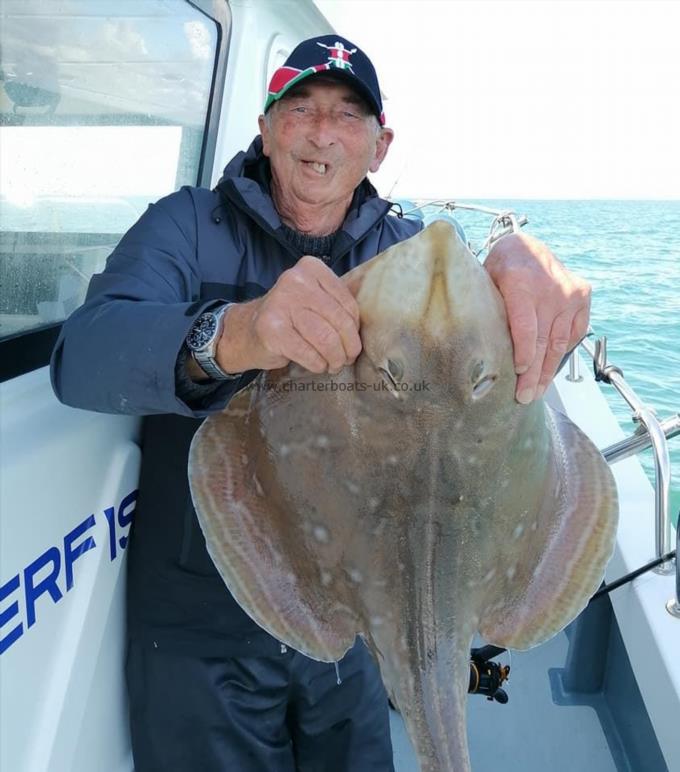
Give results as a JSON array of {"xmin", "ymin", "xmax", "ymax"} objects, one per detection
[
  {"xmin": 395, "ymin": 198, "xmax": 528, "ymax": 255},
  {"xmin": 571, "ymin": 336, "xmax": 680, "ymax": 618}
]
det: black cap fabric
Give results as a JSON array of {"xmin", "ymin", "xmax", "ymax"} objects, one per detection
[{"xmin": 264, "ymin": 35, "xmax": 385, "ymax": 125}]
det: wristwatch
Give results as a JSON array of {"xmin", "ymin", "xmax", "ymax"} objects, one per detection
[{"xmin": 186, "ymin": 303, "xmax": 241, "ymax": 381}]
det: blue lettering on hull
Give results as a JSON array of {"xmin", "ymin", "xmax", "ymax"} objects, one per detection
[{"xmin": 0, "ymin": 490, "xmax": 137, "ymax": 655}]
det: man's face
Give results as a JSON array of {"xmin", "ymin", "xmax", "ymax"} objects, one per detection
[{"xmin": 258, "ymin": 78, "xmax": 393, "ymax": 215}]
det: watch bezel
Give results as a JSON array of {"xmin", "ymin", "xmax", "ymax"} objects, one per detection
[
  {"xmin": 186, "ymin": 304, "xmax": 241, "ymax": 381},
  {"xmin": 186, "ymin": 311, "xmax": 219, "ymax": 353}
]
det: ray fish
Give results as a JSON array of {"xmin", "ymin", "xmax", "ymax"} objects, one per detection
[{"xmin": 189, "ymin": 220, "xmax": 618, "ymax": 771}]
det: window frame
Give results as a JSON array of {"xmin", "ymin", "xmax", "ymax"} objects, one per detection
[{"xmin": 0, "ymin": 0, "xmax": 232, "ymax": 384}]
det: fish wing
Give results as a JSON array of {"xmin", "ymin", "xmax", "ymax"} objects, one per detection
[{"xmin": 478, "ymin": 405, "xmax": 618, "ymax": 649}]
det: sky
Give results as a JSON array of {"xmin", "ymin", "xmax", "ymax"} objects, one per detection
[{"xmin": 314, "ymin": 0, "xmax": 680, "ymax": 200}]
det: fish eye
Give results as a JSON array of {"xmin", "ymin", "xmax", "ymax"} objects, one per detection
[
  {"xmin": 386, "ymin": 358, "xmax": 404, "ymax": 381},
  {"xmin": 471, "ymin": 360, "xmax": 485, "ymax": 383},
  {"xmin": 378, "ymin": 366, "xmax": 398, "ymax": 390},
  {"xmin": 472, "ymin": 374, "xmax": 497, "ymax": 400}
]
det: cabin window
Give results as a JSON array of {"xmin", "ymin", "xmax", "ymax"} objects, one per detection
[{"xmin": 0, "ymin": 0, "xmax": 218, "ymax": 343}]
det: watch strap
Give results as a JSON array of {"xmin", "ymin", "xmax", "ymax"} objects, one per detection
[
  {"xmin": 192, "ymin": 303, "xmax": 242, "ymax": 381},
  {"xmin": 193, "ymin": 353, "xmax": 240, "ymax": 381}
]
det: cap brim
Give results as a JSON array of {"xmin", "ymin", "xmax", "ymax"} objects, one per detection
[{"xmin": 265, "ymin": 69, "xmax": 383, "ymax": 124}]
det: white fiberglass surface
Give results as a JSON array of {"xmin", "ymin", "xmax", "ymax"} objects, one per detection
[{"xmin": 0, "ymin": 368, "xmax": 140, "ymax": 771}]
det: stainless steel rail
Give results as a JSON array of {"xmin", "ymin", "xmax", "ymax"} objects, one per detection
[
  {"xmin": 566, "ymin": 349, "xmax": 583, "ymax": 382},
  {"xmin": 571, "ymin": 337, "xmax": 679, "ymax": 617},
  {"xmin": 603, "ymin": 415, "xmax": 680, "ymax": 464},
  {"xmin": 399, "ymin": 199, "xmax": 529, "ymax": 254},
  {"xmin": 579, "ymin": 336, "xmax": 674, "ymax": 566},
  {"xmin": 668, "ymin": 523, "xmax": 680, "ymax": 619}
]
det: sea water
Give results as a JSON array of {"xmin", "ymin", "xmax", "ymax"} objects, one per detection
[{"xmin": 429, "ymin": 200, "xmax": 680, "ymax": 526}]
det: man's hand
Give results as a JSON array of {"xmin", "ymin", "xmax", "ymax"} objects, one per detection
[
  {"xmin": 216, "ymin": 256, "xmax": 362, "ymax": 375},
  {"xmin": 484, "ymin": 232, "xmax": 591, "ymax": 404}
]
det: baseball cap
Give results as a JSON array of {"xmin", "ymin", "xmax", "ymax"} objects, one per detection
[{"xmin": 264, "ymin": 35, "xmax": 385, "ymax": 125}]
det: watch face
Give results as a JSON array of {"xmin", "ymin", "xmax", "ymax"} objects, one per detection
[{"xmin": 187, "ymin": 312, "xmax": 218, "ymax": 351}]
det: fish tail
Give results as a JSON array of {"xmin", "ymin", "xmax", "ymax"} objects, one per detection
[{"xmin": 388, "ymin": 635, "xmax": 473, "ymax": 772}]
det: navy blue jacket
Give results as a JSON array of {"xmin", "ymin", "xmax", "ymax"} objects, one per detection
[{"xmin": 51, "ymin": 137, "xmax": 421, "ymax": 655}]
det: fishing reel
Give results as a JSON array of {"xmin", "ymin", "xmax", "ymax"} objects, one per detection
[{"xmin": 468, "ymin": 645, "xmax": 510, "ymax": 704}]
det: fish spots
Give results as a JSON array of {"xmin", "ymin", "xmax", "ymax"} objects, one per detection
[
  {"xmin": 279, "ymin": 444, "xmax": 290, "ymax": 458},
  {"xmin": 320, "ymin": 570, "xmax": 333, "ymax": 587},
  {"xmin": 386, "ymin": 454, "xmax": 399, "ymax": 466},
  {"xmin": 531, "ymin": 520, "xmax": 538, "ymax": 531},
  {"xmin": 468, "ymin": 455, "xmax": 477, "ymax": 465},
  {"xmin": 513, "ymin": 524, "xmax": 524, "ymax": 540},
  {"xmin": 372, "ymin": 518, "xmax": 388, "ymax": 537},
  {"xmin": 367, "ymin": 496, "xmax": 380, "ymax": 513},
  {"xmin": 483, "ymin": 568, "xmax": 496, "ymax": 583},
  {"xmin": 506, "ymin": 564, "xmax": 517, "ymax": 580},
  {"xmin": 312, "ymin": 524, "xmax": 330, "ymax": 544},
  {"xmin": 240, "ymin": 453, "xmax": 248, "ymax": 465},
  {"xmin": 345, "ymin": 481, "xmax": 361, "ymax": 495},
  {"xmin": 315, "ymin": 435, "xmax": 330, "ymax": 449},
  {"xmin": 346, "ymin": 567, "xmax": 363, "ymax": 584},
  {"xmin": 370, "ymin": 615, "xmax": 385, "ymax": 627}
]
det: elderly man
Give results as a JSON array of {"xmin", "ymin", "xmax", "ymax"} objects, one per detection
[{"xmin": 51, "ymin": 35, "xmax": 589, "ymax": 772}]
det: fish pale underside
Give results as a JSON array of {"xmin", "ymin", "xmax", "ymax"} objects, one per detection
[{"xmin": 188, "ymin": 220, "xmax": 619, "ymax": 772}]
